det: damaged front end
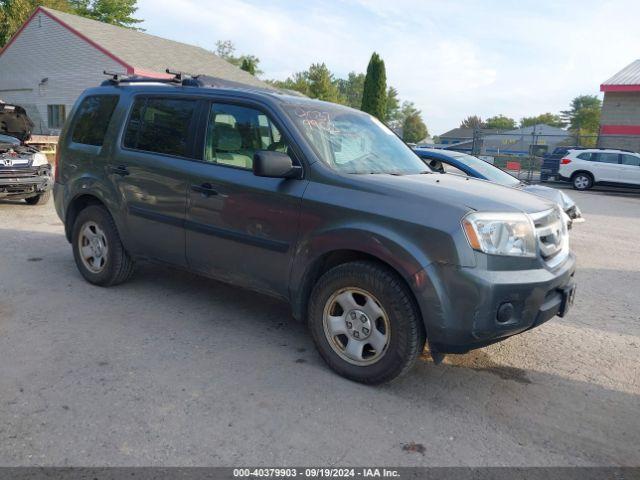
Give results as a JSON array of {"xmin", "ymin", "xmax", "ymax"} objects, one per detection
[{"xmin": 0, "ymin": 103, "xmax": 52, "ymax": 201}]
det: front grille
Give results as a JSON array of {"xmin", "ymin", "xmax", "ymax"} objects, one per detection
[
  {"xmin": 0, "ymin": 167, "xmax": 39, "ymax": 178},
  {"xmin": 530, "ymin": 208, "xmax": 569, "ymax": 268}
]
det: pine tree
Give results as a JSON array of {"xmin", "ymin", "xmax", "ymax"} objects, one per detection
[{"xmin": 361, "ymin": 52, "xmax": 387, "ymax": 119}]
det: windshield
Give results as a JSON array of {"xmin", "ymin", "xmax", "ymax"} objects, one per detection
[
  {"xmin": 450, "ymin": 152, "xmax": 520, "ymax": 186},
  {"xmin": 0, "ymin": 133, "xmax": 20, "ymax": 145},
  {"xmin": 284, "ymin": 103, "xmax": 429, "ymax": 175}
]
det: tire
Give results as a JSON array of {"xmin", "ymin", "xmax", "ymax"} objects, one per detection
[
  {"xmin": 572, "ymin": 172, "xmax": 593, "ymax": 191},
  {"xmin": 308, "ymin": 261, "xmax": 425, "ymax": 384},
  {"xmin": 72, "ymin": 205, "xmax": 135, "ymax": 286},
  {"xmin": 24, "ymin": 190, "xmax": 51, "ymax": 205}
]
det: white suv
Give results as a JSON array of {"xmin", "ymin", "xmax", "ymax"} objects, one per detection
[{"xmin": 558, "ymin": 149, "xmax": 640, "ymax": 190}]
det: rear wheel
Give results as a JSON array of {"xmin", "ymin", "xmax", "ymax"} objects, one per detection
[
  {"xmin": 24, "ymin": 191, "xmax": 51, "ymax": 205},
  {"xmin": 308, "ymin": 261, "xmax": 425, "ymax": 384},
  {"xmin": 572, "ymin": 172, "xmax": 593, "ymax": 190},
  {"xmin": 72, "ymin": 205, "xmax": 135, "ymax": 286}
]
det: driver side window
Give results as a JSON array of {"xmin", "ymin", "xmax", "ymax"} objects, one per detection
[{"xmin": 204, "ymin": 103, "xmax": 289, "ymax": 169}]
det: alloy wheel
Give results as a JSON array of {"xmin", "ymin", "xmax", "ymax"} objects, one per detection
[{"xmin": 574, "ymin": 175, "xmax": 590, "ymax": 190}]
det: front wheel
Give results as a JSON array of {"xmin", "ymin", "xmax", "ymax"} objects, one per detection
[
  {"xmin": 308, "ymin": 261, "xmax": 425, "ymax": 384},
  {"xmin": 572, "ymin": 172, "xmax": 593, "ymax": 190}
]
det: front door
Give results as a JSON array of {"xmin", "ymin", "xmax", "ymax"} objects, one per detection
[
  {"xmin": 185, "ymin": 102, "xmax": 307, "ymax": 298},
  {"xmin": 111, "ymin": 96, "xmax": 199, "ymax": 266},
  {"xmin": 618, "ymin": 153, "xmax": 640, "ymax": 185}
]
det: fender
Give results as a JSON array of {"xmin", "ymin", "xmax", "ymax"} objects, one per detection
[
  {"xmin": 289, "ymin": 223, "xmax": 451, "ymax": 333},
  {"xmin": 62, "ymin": 173, "xmax": 135, "ymax": 252}
]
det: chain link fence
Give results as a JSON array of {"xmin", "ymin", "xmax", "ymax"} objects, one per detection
[{"xmin": 434, "ymin": 130, "xmax": 640, "ymax": 183}]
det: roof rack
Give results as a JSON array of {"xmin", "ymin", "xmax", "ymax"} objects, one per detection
[
  {"xmin": 101, "ymin": 69, "xmax": 286, "ymax": 95},
  {"xmin": 101, "ymin": 70, "xmax": 183, "ymax": 86}
]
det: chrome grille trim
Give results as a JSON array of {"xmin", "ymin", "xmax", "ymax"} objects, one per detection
[{"xmin": 530, "ymin": 208, "xmax": 569, "ymax": 268}]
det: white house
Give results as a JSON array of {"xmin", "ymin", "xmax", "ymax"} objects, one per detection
[{"xmin": 0, "ymin": 6, "xmax": 268, "ymax": 134}]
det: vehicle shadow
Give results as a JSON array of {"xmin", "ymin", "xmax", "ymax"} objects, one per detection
[
  {"xmin": 71, "ymin": 261, "xmax": 640, "ymax": 464},
  {"xmin": 69, "ymin": 261, "xmax": 640, "ymax": 465}
]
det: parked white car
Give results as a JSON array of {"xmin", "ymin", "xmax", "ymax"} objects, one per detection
[{"xmin": 558, "ymin": 148, "xmax": 640, "ymax": 190}]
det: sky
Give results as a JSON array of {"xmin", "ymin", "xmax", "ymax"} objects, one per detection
[{"xmin": 136, "ymin": 0, "xmax": 640, "ymax": 135}]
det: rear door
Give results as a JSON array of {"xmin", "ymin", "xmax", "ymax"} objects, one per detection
[
  {"xmin": 618, "ymin": 154, "xmax": 640, "ymax": 185},
  {"xmin": 589, "ymin": 152, "xmax": 620, "ymax": 183},
  {"xmin": 111, "ymin": 95, "xmax": 199, "ymax": 266},
  {"xmin": 185, "ymin": 100, "xmax": 307, "ymax": 298}
]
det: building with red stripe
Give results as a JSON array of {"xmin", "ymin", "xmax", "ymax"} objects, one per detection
[{"xmin": 599, "ymin": 59, "xmax": 640, "ymax": 152}]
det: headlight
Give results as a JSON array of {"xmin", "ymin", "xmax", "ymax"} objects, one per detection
[
  {"xmin": 462, "ymin": 212, "xmax": 536, "ymax": 257},
  {"xmin": 558, "ymin": 190, "xmax": 575, "ymax": 209},
  {"xmin": 31, "ymin": 153, "xmax": 49, "ymax": 167}
]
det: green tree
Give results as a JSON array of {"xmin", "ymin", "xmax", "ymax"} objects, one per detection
[
  {"xmin": 561, "ymin": 95, "xmax": 601, "ymax": 135},
  {"xmin": 270, "ymin": 71, "xmax": 310, "ymax": 96},
  {"xmin": 460, "ymin": 115, "xmax": 485, "ymax": 129},
  {"xmin": 403, "ymin": 113, "xmax": 428, "ymax": 143},
  {"xmin": 1, "ymin": 0, "xmax": 74, "ymax": 46},
  {"xmin": 398, "ymin": 101, "xmax": 428, "ymax": 143},
  {"xmin": 307, "ymin": 63, "xmax": 341, "ymax": 102},
  {"xmin": 385, "ymin": 86, "xmax": 401, "ymax": 125},
  {"xmin": 336, "ymin": 72, "xmax": 365, "ymax": 108},
  {"xmin": 484, "ymin": 114, "xmax": 516, "ymax": 130},
  {"xmin": 519, "ymin": 112, "xmax": 565, "ymax": 128},
  {"xmin": 240, "ymin": 56, "xmax": 259, "ymax": 76},
  {"xmin": 215, "ymin": 39, "xmax": 263, "ymax": 76},
  {"xmin": 69, "ymin": 0, "xmax": 142, "ymax": 29},
  {"xmin": 361, "ymin": 52, "xmax": 387, "ymax": 119}
]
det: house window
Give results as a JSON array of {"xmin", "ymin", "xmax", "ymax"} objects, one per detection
[{"xmin": 47, "ymin": 105, "xmax": 66, "ymax": 129}]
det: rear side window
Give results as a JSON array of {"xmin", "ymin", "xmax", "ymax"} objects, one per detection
[
  {"xmin": 592, "ymin": 152, "xmax": 619, "ymax": 164},
  {"xmin": 576, "ymin": 152, "xmax": 592, "ymax": 161},
  {"xmin": 124, "ymin": 97, "xmax": 196, "ymax": 157},
  {"xmin": 71, "ymin": 95, "xmax": 118, "ymax": 146},
  {"xmin": 621, "ymin": 154, "xmax": 640, "ymax": 166}
]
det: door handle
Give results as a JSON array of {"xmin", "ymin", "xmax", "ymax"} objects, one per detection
[
  {"xmin": 109, "ymin": 165, "xmax": 129, "ymax": 176},
  {"xmin": 191, "ymin": 183, "xmax": 218, "ymax": 197}
]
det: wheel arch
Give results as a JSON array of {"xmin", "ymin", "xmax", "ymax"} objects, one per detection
[
  {"xmin": 292, "ymin": 248, "xmax": 417, "ymax": 317},
  {"xmin": 289, "ymin": 235, "xmax": 443, "ymax": 343},
  {"xmin": 64, "ymin": 193, "xmax": 117, "ymax": 243},
  {"xmin": 571, "ymin": 169, "xmax": 595, "ymax": 183}
]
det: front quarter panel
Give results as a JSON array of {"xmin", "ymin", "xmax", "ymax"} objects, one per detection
[{"xmin": 289, "ymin": 170, "xmax": 473, "ymax": 324}]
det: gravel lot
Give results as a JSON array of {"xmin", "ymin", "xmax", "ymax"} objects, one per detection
[{"xmin": 0, "ymin": 187, "xmax": 639, "ymax": 467}]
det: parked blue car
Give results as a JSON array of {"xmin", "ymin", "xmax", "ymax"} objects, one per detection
[{"xmin": 414, "ymin": 148, "xmax": 583, "ymax": 225}]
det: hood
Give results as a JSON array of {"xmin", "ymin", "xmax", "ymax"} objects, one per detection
[
  {"xmin": 0, "ymin": 103, "xmax": 34, "ymax": 143},
  {"xmin": 360, "ymin": 172, "xmax": 555, "ymax": 214},
  {"xmin": 519, "ymin": 184, "xmax": 571, "ymax": 209}
]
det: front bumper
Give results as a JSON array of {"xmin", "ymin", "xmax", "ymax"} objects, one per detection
[
  {"xmin": 413, "ymin": 253, "xmax": 577, "ymax": 354},
  {"xmin": 0, "ymin": 167, "xmax": 52, "ymax": 199}
]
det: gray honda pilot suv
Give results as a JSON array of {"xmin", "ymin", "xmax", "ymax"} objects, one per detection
[{"xmin": 54, "ymin": 74, "xmax": 577, "ymax": 384}]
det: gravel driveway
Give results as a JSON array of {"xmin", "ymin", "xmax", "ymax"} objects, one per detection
[{"xmin": 0, "ymin": 187, "xmax": 638, "ymax": 466}]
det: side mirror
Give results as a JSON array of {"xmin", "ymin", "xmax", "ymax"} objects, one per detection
[{"xmin": 253, "ymin": 150, "xmax": 302, "ymax": 179}]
